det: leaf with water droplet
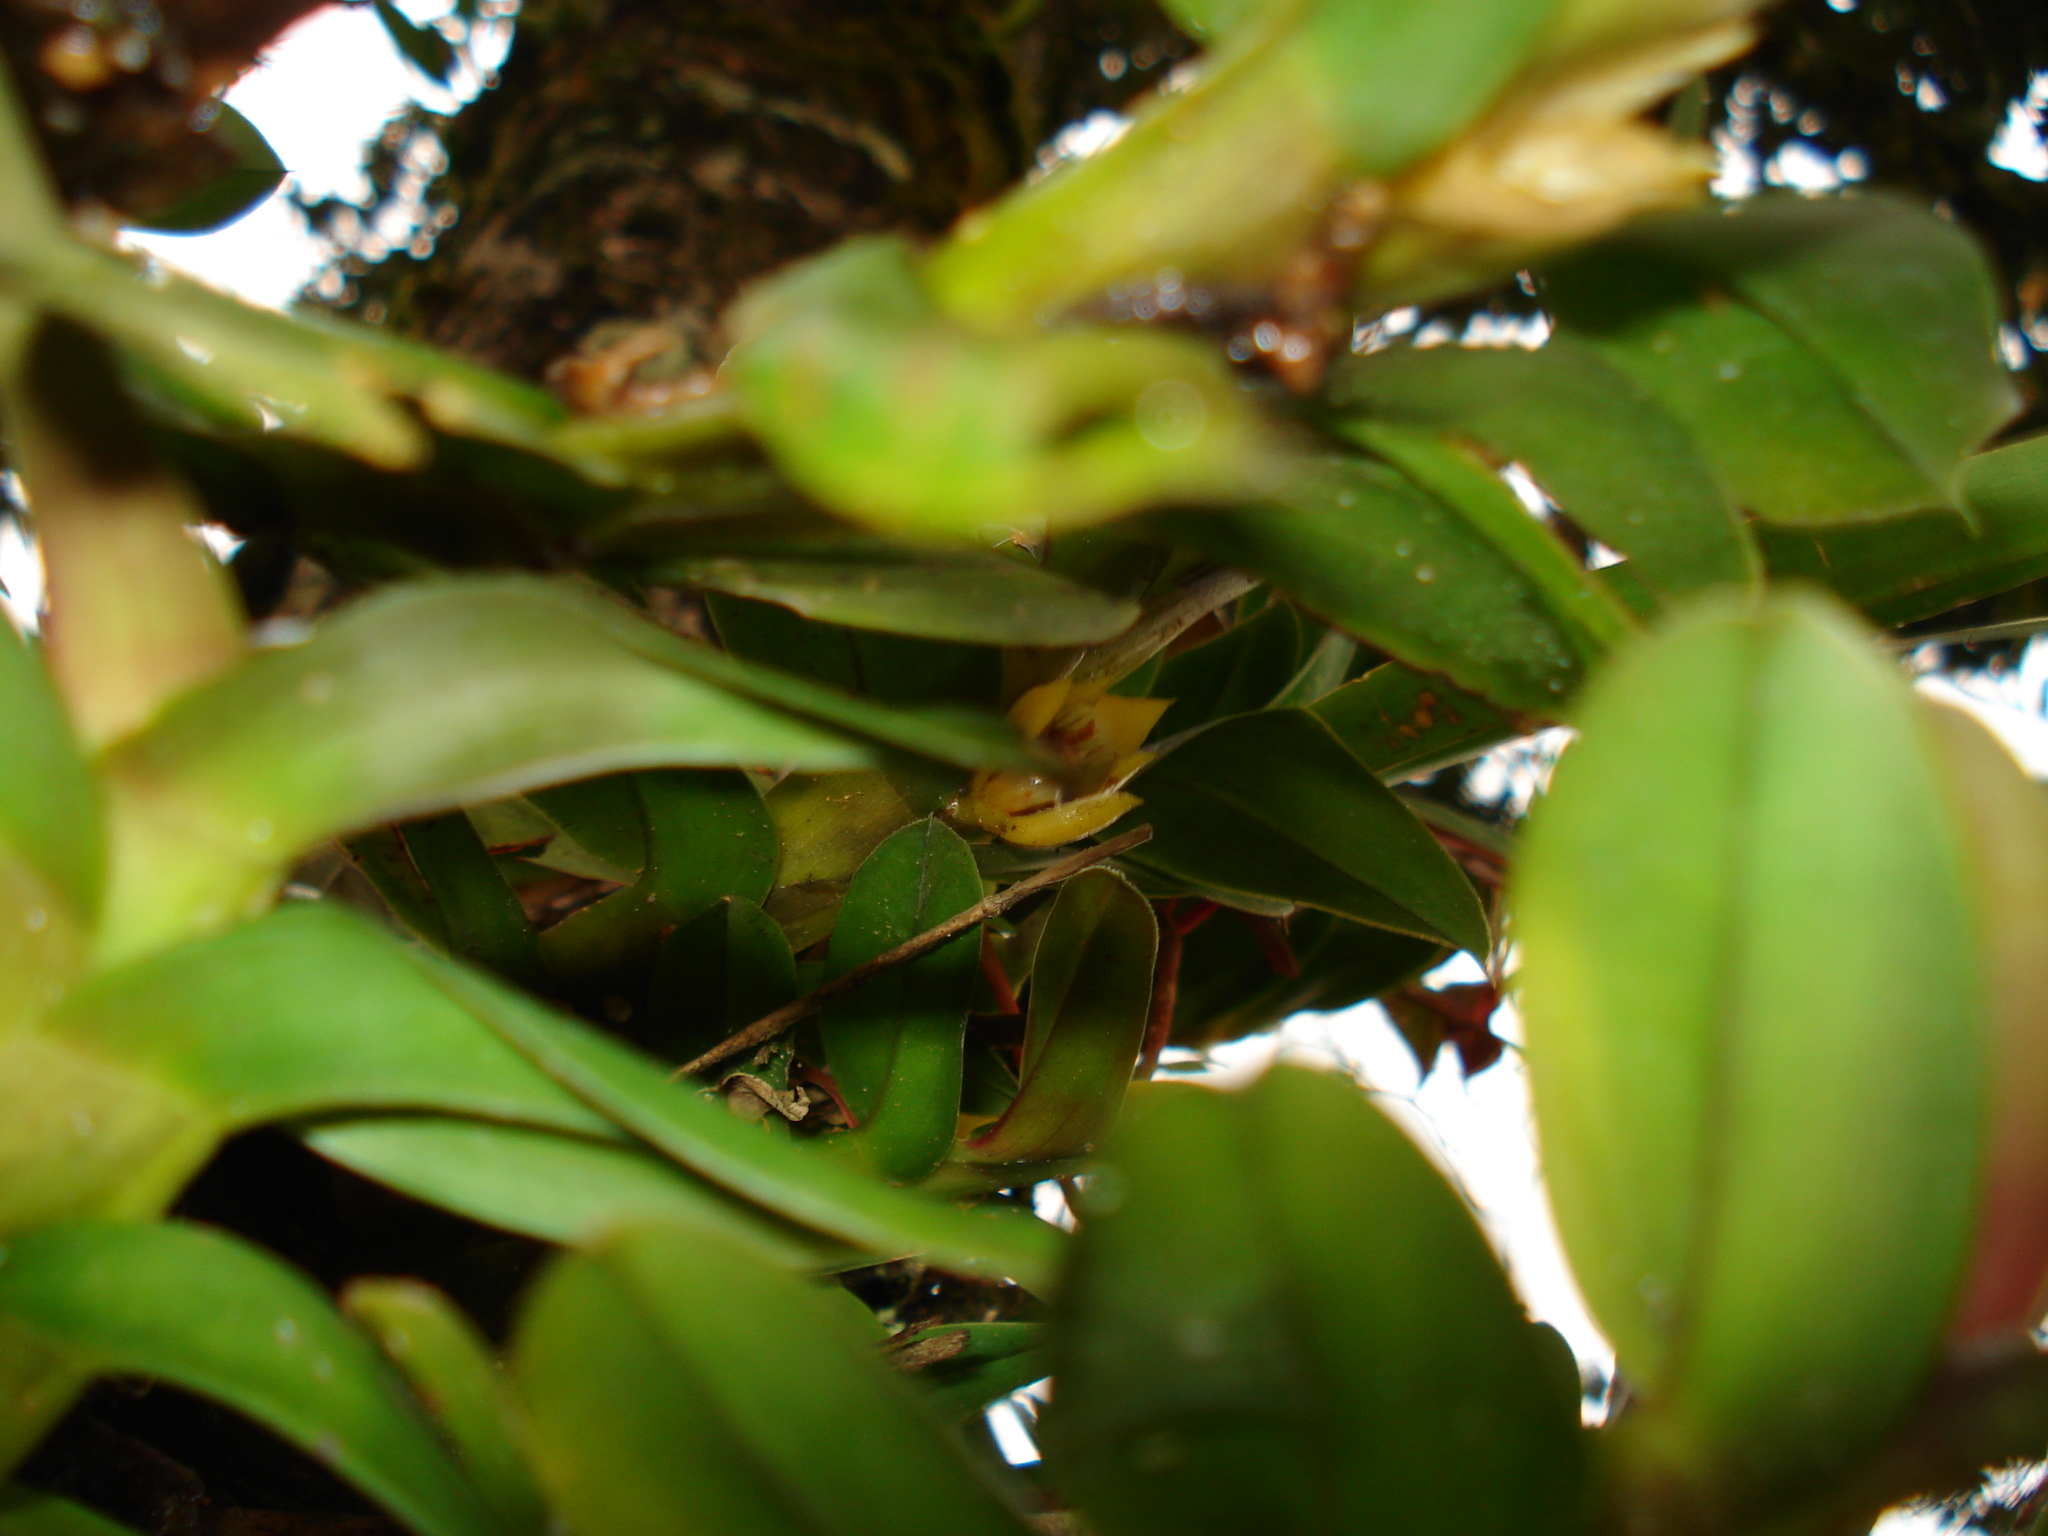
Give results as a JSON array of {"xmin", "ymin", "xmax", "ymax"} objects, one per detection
[{"xmin": 1542, "ymin": 195, "xmax": 2017, "ymax": 526}]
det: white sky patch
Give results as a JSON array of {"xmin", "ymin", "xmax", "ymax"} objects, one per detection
[
  {"xmin": 0, "ymin": 510, "xmax": 45, "ymax": 636},
  {"xmin": 1989, "ymin": 71, "xmax": 2048, "ymax": 183},
  {"xmin": 1500, "ymin": 461, "xmax": 1555, "ymax": 520},
  {"xmin": 123, "ymin": 0, "xmax": 511, "ymax": 308},
  {"xmin": 1915, "ymin": 636, "xmax": 2048, "ymax": 779},
  {"xmin": 1029, "ymin": 108, "xmax": 1131, "ymax": 182}
]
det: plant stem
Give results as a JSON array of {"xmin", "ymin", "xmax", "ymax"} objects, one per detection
[
  {"xmin": 1066, "ymin": 567, "xmax": 1260, "ymax": 685},
  {"xmin": 674, "ymin": 824, "xmax": 1152, "ymax": 1078}
]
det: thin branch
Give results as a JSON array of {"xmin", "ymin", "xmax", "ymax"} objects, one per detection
[
  {"xmin": 1068, "ymin": 568, "xmax": 1260, "ymax": 684},
  {"xmin": 674, "ymin": 824, "xmax": 1154, "ymax": 1078}
]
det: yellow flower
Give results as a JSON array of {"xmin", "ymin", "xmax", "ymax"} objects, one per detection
[{"xmin": 951, "ymin": 678, "xmax": 1172, "ymax": 848}]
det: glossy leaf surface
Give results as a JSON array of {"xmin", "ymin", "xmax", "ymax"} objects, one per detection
[
  {"xmin": 1135, "ymin": 710, "xmax": 1489, "ymax": 954},
  {"xmin": 1310, "ymin": 662, "xmax": 1521, "ymax": 778},
  {"xmin": 823, "ymin": 818, "xmax": 984, "ymax": 1183},
  {"xmin": 1544, "ymin": 196, "xmax": 2017, "ymax": 525},
  {"xmin": 514, "ymin": 1221, "xmax": 1030, "ymax": 1536},
  {"xmin": 1513, "ymin": 591, "xmax": 1984, "ymax": 1511},
  {"xmin": 0, "ymin": 1222, "xmax": 494, "ymax": 1536},
  {"xmin": 1158, "ymin": 455, "xmax": 1596, "ymax": 712},
  {"xmin": 1043, "ymin": 1068, "xmax": 1583, "ymax": 1536},
  {"xmin": 1758, "ymin": 434, "xmax": 2048, "ymax": 626},
  {"xmin": 1329, "ymin": 336, "xmax": 1756, "ymax": 600},
  {"xmin": 968, "ymin": 868, "xmax": 1156, "ymax": 1163},
  {"xmin": 1344, "ymin": 419, "xmax": 1633, "ymax": 659}
]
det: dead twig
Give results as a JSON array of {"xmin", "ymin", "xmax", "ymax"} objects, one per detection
[{"xmin": 673, "ymin": 825, "xmax": 1154, "ymax": 1078}]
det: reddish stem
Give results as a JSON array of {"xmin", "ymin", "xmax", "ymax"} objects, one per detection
[
  {"xmin": 1137, "ymin": 912, "xmax": 1184, "ymax": 1080},
  {"xmin": 977, "ymin": 930, "xmax": 1022, "ymax": 1015}
]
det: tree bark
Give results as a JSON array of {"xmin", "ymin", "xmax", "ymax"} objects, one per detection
[{"xmin": 344, "ymin": 0, "xmax": 1185, "ymax": 389}]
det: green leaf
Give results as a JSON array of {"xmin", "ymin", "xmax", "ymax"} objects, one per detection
[
  {"xmin": 0, "ymin": 583, "xmax": 100, "ymax": 924},
  {"xmin": 892, "ymin": 1322, "xmax": 1050, "ymax": 1423},
  {"xmin": 1171, "ymin": 909, "xmax": 1443, "ymax": 1050},
  {"xmin": 306, "ymin": 1116, "xmax": 858, "ymax": 1269},
  {"xmin": 526, "ymin": 774, "xmax": 648, "ymax": 878},
  {"xmin": 729, "ymin": 237, "xmax": 1274, "ymax": 536},
  {"xmin": 822, "ymin": 819, "xmax": 985, "ymax": 1183},
  {"xmin": 1343, "ymin": 420, "xmax": 1635, "ymax": 662},
  {"xmin": 124, "ymin": 104, "xmax": 285, "ymax": 235},
  {"xmin": 374, "ymin": 0, "xmax": 457, "ymax": 81},
  {"xmin": 1267, "ymin": 625, "xmax": 1357, "ymax": 710},
  {"xmin": 3, "ymin": 316, "xmax": 244, "ymax": 749},
  {"xmin": 707, "ymin": 594, "xmax": 1000, "ymax": 708},
  {"xmin": 345, "ymin": 826, "xmax": 449, "ymax": 947},
  {"xmin": 1155, "ymin": 454, "xmax": 1594, "ymax": 712},
  {"xmin": 42, "ymin": 903, "xmax": 610, "ymax": 1141},
  {"xmin": 1153, "ymin": 598, "xmax": 1303, "ymax": 739},
  {"xmin": 1041, "ymin": 1069, "xmax": 1584, "ymax": 1536},
  {"xmin": 1133, "ymin": 710, "xmax": 1490, "ymax": 955},
  {"xmin": 540, "ymin": 769, "xmax": 777, "ymax": 980},
  {"xmin": 514, "ymin": 1221, "xmax": 1030, "ymax": 1536},
  {"xmin": 1512, "ymin": 590, "xmax": 1985, "ymax": 1511},
  {"xmin": 967, "ymin": 868, "xmax": 1156, "ymax": 1164},
  {"xmin": 1328, "ymin": 335, "xmax": 1758, "ymax": 601},
  {"xmin": 646, "ymin": 896, "xmax": 799, "ymax": 1063},
  {"xmin": 96, "ymin": 576, "xmax": 1016, "ymax": 964},
  {"xmin": 0, "ymin": 1221, "xmax": 495, "ymax": 1536},
  {"xmin": 923, "ymin": 0, "xmax": 1551, "ymax": 328},
  {"xmin": 658, "ymin": 543, "xmax": 1139, "ymax": 646},
  {"xmin": 0, "ymin": 41, "xmax": 64, "ymax": 257},
  {"xmin": 427, "ymin": 954, "xmax": 1065, "ymax": 1290},
  {"xmin": 567, "ymin": 579, "xmax": 1029, "ymax": 765},
  {"xmin": 1757, "ymin": 433, "xmax": 2048, "ymax": 626},
  {"xmin": 342, "ymin": 1278, "xmax": 548, "ymax": 1536},
  {"xmin": 0, "ymin": 1487, "xmax": 138, "ymax": 1535},
  {"xmin": 0, "ymin": 623, "xmax": 96, "ymax": 1043},
  {"xmin": 24, "ymin": 243, "xmax": 563, "ymax": 472},
  {"xmin": 1543, "ymin": 195, "xmax": 2019, "ymax": 525},
  {"xmin": 1309, "ymin": 662, "xmax": 1523, "ymax": 778},
  {"xmin": 400, "ymin": 811, "xmax": 544, "ymax": 983},
  {"xmin": 0, "ymin": 896, "xmax": 656, "ymax": 1236}
]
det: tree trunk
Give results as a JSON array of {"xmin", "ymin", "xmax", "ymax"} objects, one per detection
[{"xmin": 343, "ymin": 0, "xmax": 1185, "ymax": 391}]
